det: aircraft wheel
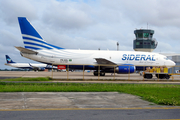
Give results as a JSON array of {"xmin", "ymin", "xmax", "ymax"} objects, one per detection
[
  {"xmin": 100, "ymin": 72, "xmax": 105, "ymax": 76},
  {"xmin": 143, "ymin": 74, "xmax": 147, "ymax": 78},
  {"xmin": 156, "ymin": 74, "xmax": 165, "ymax": 79},
  {"xmin": 165, "ymin": 75, "xmax": 170, "ymax": 79},
  {"xmin": 144, "ymin": 74, "xmax": 152, "ymax": 79},
  {"xmin": 155, "ymin": 74, "xmax": 159, "ymax": 78},
  {"xmin": 147, "ymin": 74, "xmax": 153, "ymax": 79},
  {"xmin": 93, "ymin": 71, "xmax": 98, "ymax": 76},
  {"xmin": 160, "ymin": 75, "xmax": 165, "ymax": 79}
]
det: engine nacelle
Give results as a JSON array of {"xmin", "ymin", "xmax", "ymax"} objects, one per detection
[
  {"xmin": 38, "ymin": 67, "xmax": 45, "ymax": 71},
  {"xmin": 115, "ymin": 64, "xmax": 135, "ymax": 74}
]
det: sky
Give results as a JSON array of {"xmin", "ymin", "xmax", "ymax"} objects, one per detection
[{"xmin": 0, "ymin": 0, "xmax": 180, "ymax": 69}]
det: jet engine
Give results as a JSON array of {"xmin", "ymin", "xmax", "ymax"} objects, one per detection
[
  {"xmin": 38, "ymin": 67, "xmax": 45, "ymax": 71},
  {"xmin": 115, "ymin": 64, "xmax": 135, "ymax": 74}
]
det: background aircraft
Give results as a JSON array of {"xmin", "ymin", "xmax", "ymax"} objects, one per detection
[
  {"xmin": 5, "ymin": 55, "xmax": 55, "ymax": 71},
  {"xmin": 15, "ymin": 17, "xmax": 175, "ymax": 78}
]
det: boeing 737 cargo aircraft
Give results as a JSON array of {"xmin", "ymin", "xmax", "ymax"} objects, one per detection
[
  {"xmin": 15, "ymin": 17, "xmax": 175, "ymax": 78},
  {"xmin": 5, "ymin": 55, "xmax": 55, "ymax": 71}
]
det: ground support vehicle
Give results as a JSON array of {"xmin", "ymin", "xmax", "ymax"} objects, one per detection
[
  {"xmin": 143, "ymin": 67, "xmax": 171, "ymax": 79},
  {"xmin": 143, "ymin": 72, "xmax": 171, "ymax": 79}
]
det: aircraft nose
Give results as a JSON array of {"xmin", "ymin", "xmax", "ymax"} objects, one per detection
[{"xmin": 170, "ymin": 60, "xmax": 176, "ymax": 67}]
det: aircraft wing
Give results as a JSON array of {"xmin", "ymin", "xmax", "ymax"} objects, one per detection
[
  {"xmin": 29, "ymin": 63, "xmax": 46, "ymax": 71},
  {"xmin": 95, "ymin": 58, "xmax": 117, "ymax": 65},
  {"xmin": 29, "ymin": 63, "xmax": 38, "ymax": 69},
  {"xmin": 15, "ymin": 46, "xmax": 38, "ymax": 54}
]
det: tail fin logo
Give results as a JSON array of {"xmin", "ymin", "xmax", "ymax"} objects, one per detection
[
  {"xmin": 18, "ymin": 17, "xmax": 64, "ymax": 50},
  {"xmin": 7, "ymin": 58, "xmax": 12, "ymax": 63}
]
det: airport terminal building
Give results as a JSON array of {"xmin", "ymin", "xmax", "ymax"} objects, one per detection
[{"xmin": 170, "ymin": 56, "xmax": 180, "ymax": 73}]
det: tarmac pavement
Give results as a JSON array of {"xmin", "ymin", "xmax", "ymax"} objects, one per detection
[
  {"xmin": 0, "ymin": 71, "xmax": 180, "ymax": 81},
  {"xmin": 0, "ymin": 92, "xmax": 178, "ymax": 110},
  {"xmin": 0, "ymin": 71, "xmax": 179, "ymax": 111}
]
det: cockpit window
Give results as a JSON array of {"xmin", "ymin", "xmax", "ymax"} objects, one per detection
[{"xmin": 164, "ymin": 57, "xmax": 169, "ymax": 60}]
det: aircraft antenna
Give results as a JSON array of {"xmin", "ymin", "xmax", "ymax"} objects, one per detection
[{"xmin": 147, "ymin": 23, "xmax": 148, "ymax": 29}]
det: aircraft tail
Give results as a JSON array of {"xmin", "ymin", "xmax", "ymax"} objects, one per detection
[
  {"xmin": 18, "ymin": 17, "xmax": 64, "ymax": 50},
  {"xmin": 5, "ymin": 55, "xmax": 16, "ymax": 63}
]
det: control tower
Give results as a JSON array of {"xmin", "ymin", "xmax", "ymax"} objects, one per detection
[{"xmin": 133, "ymin": 29, "xmax": 158, "ymax": 52}]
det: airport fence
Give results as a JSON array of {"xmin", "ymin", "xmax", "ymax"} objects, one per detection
[{"xmin": 49, "ymin": 64, "xmax": 180, "ymax": 81}]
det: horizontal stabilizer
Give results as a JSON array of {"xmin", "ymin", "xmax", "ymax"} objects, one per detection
[
  {"xmin": 95, "ymin": 58, "xmax": 117, "ymax": 65},
  {"xmin": 15, "ymin": 46, "xmax": 38, "ymax": 54}
]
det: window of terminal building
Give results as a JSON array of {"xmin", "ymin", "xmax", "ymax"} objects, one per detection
[
  {"xmin": 144, "ymin": 42, "xmax": 151, "ymax": 45},
  {"xmin": 136, "ymin": 42, "xmax": 140, "ymax": 45},
  {"xmin": 143, "ymin": 33, "xmax": 149, "ymax": 38},
  {"xmin": 151, "ymin": 41, "xmax": 154, "ymax": 45},
  {"xmin": 137, "ymin": 33, "xmax": 143, "ymax": 38},
  {"xmin": 135, "ymin": 34, "xmax": 138, "ymax": 38},
  {"xmin": 150, "ymin": 33, "xmax": 153, "ymax": 38}
]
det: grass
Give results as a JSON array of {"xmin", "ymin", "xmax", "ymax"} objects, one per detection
[{"xmin": 0, "ymin": 81, "xmax": 179, "ymax": 106}]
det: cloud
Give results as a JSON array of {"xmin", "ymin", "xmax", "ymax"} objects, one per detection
[
  {"xmin": 101, "ymin": 0, "xmax": 180, "ymax": 27},
  {"xmin": 0, "ymin": 0, "xmax": 180, "ymax": 69},
  {"xmin": 0, "ymin": 0, "xmax": 37, "ymax": 25},
  {"xmin": 41, "ymin": 0, "xmax": 94, "ymax": 29}
]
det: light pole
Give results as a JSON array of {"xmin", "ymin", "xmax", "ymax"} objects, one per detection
[{"xmin": 117, "ymin": 42, "xmax": 119, "ymax": 51}]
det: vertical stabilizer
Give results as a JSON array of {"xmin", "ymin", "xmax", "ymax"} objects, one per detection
[
  {"xmin": 18, "ymin": 17, "xmax": 64, "ymax": 50},
  {"xmin": 5, "ymin": 55, "xmax": 16, "ymax": 63}
]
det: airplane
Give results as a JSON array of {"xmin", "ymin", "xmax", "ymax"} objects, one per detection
[
  {"xmin": 15, "ymin": 17, "xmax": 176, "ymax": 78},
  {"xmin": 4, "ymin": 55, "xmax": 55, "ymax": 71}
]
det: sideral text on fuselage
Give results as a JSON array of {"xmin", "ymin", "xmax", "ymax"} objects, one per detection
[{"xmin": 122, "ymin": 54, "xmax": 156, "ymax": 61}]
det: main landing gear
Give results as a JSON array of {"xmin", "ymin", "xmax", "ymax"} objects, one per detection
[{"xmin": 93, "ymin": 71, "xmax": 105, "ymax": 76}]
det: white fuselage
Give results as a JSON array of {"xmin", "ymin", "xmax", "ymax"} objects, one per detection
[
  {"xmin": 20, "ymin": 49, "xmax": 175, "ymax": 67},
  {"xmin": 5, "ymin": 63, "xmax": 47, "ymax": 69}
]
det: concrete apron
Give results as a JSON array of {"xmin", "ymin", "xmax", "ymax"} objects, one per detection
[{"xmin": 0, "ymin": 92, "xmax": 177, "ymax": 110}]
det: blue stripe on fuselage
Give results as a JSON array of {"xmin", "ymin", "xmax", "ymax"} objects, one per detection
[{"xmin": 68, "ymin": 65, "xmax": 95, "ymax": 70}]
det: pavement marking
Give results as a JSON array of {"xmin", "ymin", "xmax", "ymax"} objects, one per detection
[{"xmin": 0, "ymin": 107, "xmax": 180, "ymax": 111}]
